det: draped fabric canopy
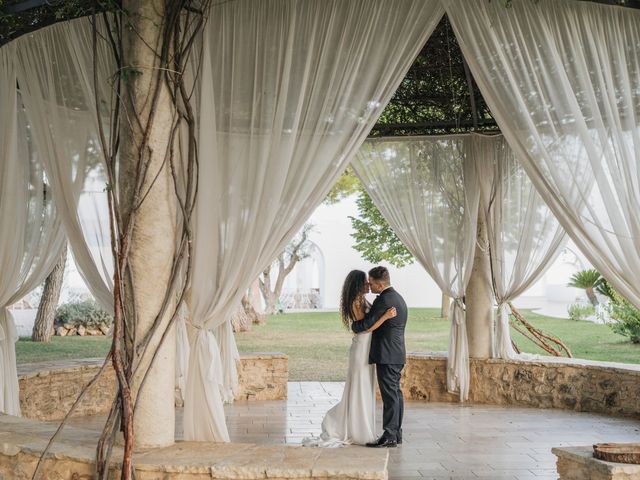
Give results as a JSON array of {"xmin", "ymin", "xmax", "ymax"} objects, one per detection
[
  {"xmin": 184, "ymin": 0, "xmax": 446, "ymax": 441},
  {"xmin": 353, "ymin": 135, "xmax": 481, "ymax": 400},
  {"xmin": 446, "ymin": 0, "xmax": 640, "ymax": 309},
  {"xmin": 0, "ymin": 44, "xmax": 66, "ymax": 415},
  {"xmin": 14, "ymin": 19, "xmax": 116, "ymax": 311}
]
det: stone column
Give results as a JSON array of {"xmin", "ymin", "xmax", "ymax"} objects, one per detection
[
  {"xmin": 466, "ymin": 208, "xmax": 494, "ymax": 359},
  {"xmin": 120, "ymin": 0, "xmax": 176, "ymax": 449}
]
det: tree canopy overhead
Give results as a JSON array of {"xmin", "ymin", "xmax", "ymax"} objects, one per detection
[
  {"xmin": 0, "ymin": 0, "xmax": 115, "ymax": 45},
  {"xmin": 3, "ymin": 0, "xmax": 638, "ymax": 137},
  {"xmin": 372, "ymin": 15, "xmax": 496, "ymax": 137},
  {"xmin": 3, "ymin": 0, "xmax": 638, "ymax": 47}
]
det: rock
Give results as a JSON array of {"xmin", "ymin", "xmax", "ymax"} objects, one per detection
[
  {"xmin": 77, "ymin": 326, "xmax": 86, "ymax": 336},
  {"xmin": 66, "ymin": 328, "xmax": 77, "ymax": 336},
  {"xmin": 85, "ymin": 328, "xmax": 101, "ymax": 336},
  {"xmin": 98, "ymin": 324, "xmax": 110, "ymax": 335},
  {"xmin": 55, "ymin": 326, "xmax": 68, "ymax": 337}
]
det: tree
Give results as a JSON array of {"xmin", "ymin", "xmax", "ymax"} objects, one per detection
[
  {"xmin": 102, "ymin": 2, "xmax": 205, "ymax": 472},
  {"xmin": 230, "ymin": 300, "xmax": 251, "ymax": 333},
  {"xmin": 348, "ymin": 172, "xmax": 452, "ymax": 317},
  {"xmin": 243, "ymin": 288, "xmax": 265, "ymax": 325},
  {"xmin": 324, "ymin": 166, "xmax": 362, "ymax": 205},
  {"xmin": 33, "ymin": 2, "xmax": 203, "ymax": 477},
  {"xmin": 0, "ymin": 1, "xmax": 117, "ymax": 46},
  {"xmin": 231, "ymin": 292, "xmax": 264, "ymax": 332},
  {"xmin": 350, "ymin": 190, "xmax": 414, "ymax": 267},
  {"xmin": 568, "ymin": 268, "xmax": 603, "ymax": 306},
  {"xmin": 259, "ymin": 224, "xmax": 313, "ymax": 314},
  {"xmin": 31, "ymin": 245, "xmax": 67, "ymax": 342}
]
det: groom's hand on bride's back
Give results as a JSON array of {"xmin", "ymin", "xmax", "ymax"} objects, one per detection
[{"xmin": 352, "ymin": 297, "xmax": 390, "ymax": 333}]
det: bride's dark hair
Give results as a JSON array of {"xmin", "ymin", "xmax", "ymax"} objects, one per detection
[{"xmin": 339, "ymin": 269, "xmax": 366, "ymax": 330}]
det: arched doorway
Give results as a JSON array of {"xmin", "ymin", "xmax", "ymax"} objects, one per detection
[{"xmin": 281, "ymin": 241, "xmax": 326, "ymax": 309}]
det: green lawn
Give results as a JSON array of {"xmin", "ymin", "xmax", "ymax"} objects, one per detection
[
  {"xmin": 17, "ymin": 308, "xmax": 639, "ymax": 381},
  {"xmin": 16, "ymin": 336, "xmax": 111, "ymax": 364},
  {"xmin": 236, "ymin": 308, "xmax": 639, "ymax": 381}
]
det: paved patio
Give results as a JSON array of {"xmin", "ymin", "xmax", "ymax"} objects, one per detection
[{"xmin": 62, "ymin": 381, "xmax": 640, "ymax": 479}]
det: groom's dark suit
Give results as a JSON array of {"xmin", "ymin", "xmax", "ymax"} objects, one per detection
[{"xmin": 352, "ymin": 287, "xmax": 407, "ymax": 443}]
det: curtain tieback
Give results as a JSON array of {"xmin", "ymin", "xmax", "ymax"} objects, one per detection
[
  {"xmin": 450, "ymin": 297, "xmax": 465, "ymax": 326},
  {"xmin": 0, "ymin": 306, "xmax": 18, "ymax": 343},
  {"xmin": 496, "ymin": 302, "xmax": 509, "ymax": 314}
]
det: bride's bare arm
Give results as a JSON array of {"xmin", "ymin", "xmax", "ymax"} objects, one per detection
[
  {"xmin": 366, "ymin": 307, "xmax": 397, "ymax": 333},
  {"xmin": 351, "ymin": 300, "xmax": 365, "ymax": 321}
]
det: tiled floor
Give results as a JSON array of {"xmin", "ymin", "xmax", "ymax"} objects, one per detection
[
  {"xmin": 66, "ymin": 382, "xmax": 640, "ymax": 480},
  {"xmin": 226, "ymin": 382, "xmax": 640, "ymax": 480}
]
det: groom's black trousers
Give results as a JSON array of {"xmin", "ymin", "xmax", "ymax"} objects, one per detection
[{"xmin": 376, "ymin": 363, "xmax": 404, "ymax": 441}]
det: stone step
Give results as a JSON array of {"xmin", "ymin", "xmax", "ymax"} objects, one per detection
[
  {"xmin": 553, "ymin": 446, "xmax": 640, "ymax": 480},
  {"xmin": 0, "ymin": 414, "xmax": 388, "ymax": 480}
]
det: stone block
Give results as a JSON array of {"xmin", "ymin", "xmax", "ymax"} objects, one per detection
[{"xmin": 553, "ymin": 446, "xmax": 640, "ymax": 480}]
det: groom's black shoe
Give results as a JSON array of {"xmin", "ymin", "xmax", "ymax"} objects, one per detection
[
  {"xmin": 397, "ymin": 429, "xmax": 403, "ymax": 445},
  {"xmin": 366, "ymin": 435, "xmax": 397, "ymax": 448}
]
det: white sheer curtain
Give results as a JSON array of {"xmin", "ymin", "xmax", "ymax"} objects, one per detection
[
  {"xmin": 475, "ymin": 135, "xmax": 566, "ymax": 359},
  {"xmin": 15, "ymin": 18, "xmax": 115, "ymax": 311},
  {"xmin": 446, "ymin": 0, "xmax": 640, "ymax": 308},
  {"xmin": 0, "ymin": 44, "xmax": 65, "ymax": 415},
  {"xmin": 183, "ymin": 0, "xmax": 445, "ymax": 441},
  {"xmin": 352, "ymin": 135, "xmax": 480, "ymax": 401}
]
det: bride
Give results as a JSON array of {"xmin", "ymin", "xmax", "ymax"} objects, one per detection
[{"xmin": 306, "ymin": 269, "xmax": 396, "ymax": 447}]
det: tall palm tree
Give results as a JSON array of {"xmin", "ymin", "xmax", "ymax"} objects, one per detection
[{"xmin": 568, "ymin": 269, "xmax": 602, "ymax": 306}]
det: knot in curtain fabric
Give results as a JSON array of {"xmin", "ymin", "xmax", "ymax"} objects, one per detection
[{"xmin": 352, "ymin": 134, "xmax": 566, "ymax": 399}]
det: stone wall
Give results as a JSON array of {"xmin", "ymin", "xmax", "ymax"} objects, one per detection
[
  {"xmin": 20, "ymin": 351, "xmax": 640, "ymax": 422},
  {"xmin": 402, "ymin": 353, "xmax": 640, "ymax": 418},
  {"xmin": 18, "ymin": 358, "xmax": 117, "ymax": 422},
  {"xmin": 18, "ymin": 353, "xmax": 288, "ymax": 421},
  {"xmin": 236, "ymin": 353, "xmax": 288, "ymax": 401}
]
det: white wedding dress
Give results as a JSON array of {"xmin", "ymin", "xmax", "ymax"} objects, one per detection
[{"xmin": 304, "ymin": 330, "xmax": 377, "ymax": 447}]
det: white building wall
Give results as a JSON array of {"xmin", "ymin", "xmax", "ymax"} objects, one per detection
[
  {"xmin": 299, "ymin": 195, "xmax": 591, "ymax": 314},
  {"xmin": 306, "ymin": 196, "xmax": 442, "ymax": 309}
]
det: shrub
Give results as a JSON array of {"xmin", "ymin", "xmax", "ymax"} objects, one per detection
[
  {"xmin": 594, "ymin": 279, "xmax": 640, "ymax": 344},
  {"xmin": 55, "ymin": 300, "xmax": 112, "ymax": 328},
  {"xmin": 596, "ymin": 279, "xmax": 616, "ymax": 300},
  {"xmin": 605, "ymin": 292, "xmax": 640, "ymax": 344},
  {"xmin": 567, "ymin": 302, "xmax": 595, "ymax": 322}
]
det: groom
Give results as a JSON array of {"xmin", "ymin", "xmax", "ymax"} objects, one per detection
[{"xmin": 352, "ymin": 266, "xmax": 407, "ymax": 448}]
